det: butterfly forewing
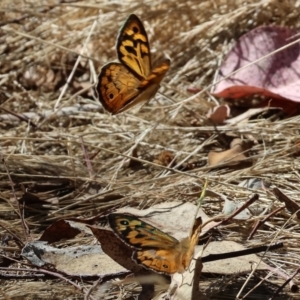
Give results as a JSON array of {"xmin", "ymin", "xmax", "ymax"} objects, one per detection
[
  {"xmin": 117, "ymin": 14, "xmax": 151, "ymax": 79},
  {"xmin": 108, "ymin": 213, "xmax": 179, "ymax": 249}
]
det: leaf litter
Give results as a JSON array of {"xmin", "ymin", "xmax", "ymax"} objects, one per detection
[{"xmin": 0, "ymin": 0, "xmax": 300, "ymax": 299}]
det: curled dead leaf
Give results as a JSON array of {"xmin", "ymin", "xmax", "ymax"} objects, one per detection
[{"xmin": 208, "ymin": 138, "xmax": 252, "ymax": 166}]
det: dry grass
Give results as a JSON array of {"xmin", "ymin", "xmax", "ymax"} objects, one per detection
[{"xmin": 0, "ymin": 0, "xmax": 300, "ymax": 299}]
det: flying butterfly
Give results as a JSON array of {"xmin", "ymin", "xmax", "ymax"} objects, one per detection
[{"xmin": 96, "ymin": 14, "xmax": 170, "ymax": 114}]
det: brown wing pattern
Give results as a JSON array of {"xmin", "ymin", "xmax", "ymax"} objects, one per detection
[
  {"xmin": 108, "ymin": 213, "xmax": 179, "ymax": 249},
  {"xmin": 140, "ymin": 59, "xmax": 171, "ymax": 87},
  {"xmin": 108, "ymin": 213, "xmax": 202, "ymax": 275},
  {"xmin": 96, "ymin": 63, "xmax": 141, "ymax": 114},
  {"xmin": 133, "ymin": 248, "xmax": 183, "ymax": 274},
  {"xmin": 117, "ymin": 14, "xmax": 151, "ymax": 79}
]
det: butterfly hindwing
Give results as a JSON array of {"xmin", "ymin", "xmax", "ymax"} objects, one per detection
[
  {"xmin": 96, "ymin": 62, "xmax": 141, "ymax": 114},
  {"xmin": 133, "ymin": 217, "xmax": 202, "ymax": 274},
  {"xmin": 133, "ymin": 248, "xmax": 183, "ymax": 274}
]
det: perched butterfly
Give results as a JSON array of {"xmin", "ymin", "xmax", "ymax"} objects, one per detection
[
  {"xmin": 96, "ymin": 14, "xmax": 171, "ymax": 114},
  {"xmin": 107, "ymin": 213, "xmax": 202, "ymax": 274}
]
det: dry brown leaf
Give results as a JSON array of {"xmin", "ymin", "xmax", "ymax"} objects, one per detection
[
  {"xmin": 154, "ymin": 150, "xmax": 176, "ymax": 167},
  {"xmin": 88, "ymin": 226, "xmax": 144, "ymax": 274},
  {"xmin": 208, "ymin": 138, "xmax": 252, "ymax": 166},
  {"xmin": 206, "ymin": 104, "xmax": 230, "ymax": 125},
  {"xmin": 39, "ymin": 220, "xmax": 83, "ymax": 244},
  {"xmin": 273, "ymin": 187, "xmax": 300, "ymax": 219}
]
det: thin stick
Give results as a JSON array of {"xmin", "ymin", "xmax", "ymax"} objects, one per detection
[
  {"xmin": 201, "ymin": 243, "xmax": 283, "ymax": 263},
  {"xmin": 248, "ymin": 206, "xmax": 285, "ymax": 240},
  {"xmin": 270, "ymin": 266, "xmax": 300, "ymax": 299}
]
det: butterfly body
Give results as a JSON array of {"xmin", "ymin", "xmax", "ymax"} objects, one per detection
[
  {"xmin": 96, "ymin": 14, "xmax": 170, "ymax": 114},
  {"xmin": 108, "ymin": 213, "xmax": 202, "ymax": 274}
]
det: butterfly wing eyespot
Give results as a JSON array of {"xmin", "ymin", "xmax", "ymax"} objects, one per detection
[
  {"xmin": 96, "ymin": 62, "xmax": 141, "ymax": 114},
  {"xmin": 108, "ymin": 213, "xmax": 179, "ymax": 248},
  {"xmin": 96, "ymin": 14, "xmax": 170, "ymax": 114},
  {"xmin": 133, "ymin": 249, "xmax": 183, "ymax": 274},
  {"xmin": 107, "ymin": 213, "xmax": 141, "ymax": 247}
]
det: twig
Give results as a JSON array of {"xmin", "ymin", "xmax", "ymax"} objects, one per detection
[
  {"xmin": 201, "ymin": 242, "xmax": 283, "ymax": 263},
  {"xmin": 0, "ymin": 266, "xmax": 97, "ymax": 300},
  {"xmin": 84, "ymin": 277, "xmax": 102, "ymax": 300},
  {"xmin": 270, "ymin": 266, "xmax": 300, "ymax": 299},
  {"xmin": 248, "ymin": 206, "xmax": 285, "ymax": 240},
  {"xmin": 0, "ymin": 154, "xmax": 29, "ymax": 242},
  {"xmin": 80, "ymin": 136, "xmax": 94, "ymax": 177},
  {"xmin": 0, "ymin": 106, "xmax": 37, "ymax": 128},
  {"xmin": 220, "ymin": 193, "xmax": 259, "ymax": 224}
]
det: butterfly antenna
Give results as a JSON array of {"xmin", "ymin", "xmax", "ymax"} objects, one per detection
[
  {"xmin": 189, "ymin": 179, "xmax": 208, "ymax": 237},
  {"xmin": 196, "ymin": 179, "xmax": 208, "ymax": 214}
]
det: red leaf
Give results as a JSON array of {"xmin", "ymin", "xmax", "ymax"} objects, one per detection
[
  {"xmin": 206, "ymin": 104, "xmax": 230, "ymax": 125},
  {"xmin": 212, "ymin": 26, "xmax": 300, "ymax": 104}
]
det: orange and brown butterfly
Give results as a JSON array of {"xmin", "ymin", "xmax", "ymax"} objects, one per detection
[
  {"xmin": 107, "ymin": 213, "xmax": 202, "ymax": 274},
  {"xmin": 96, "ymin": 14, "xmax": 171, "ymax": 115}
]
